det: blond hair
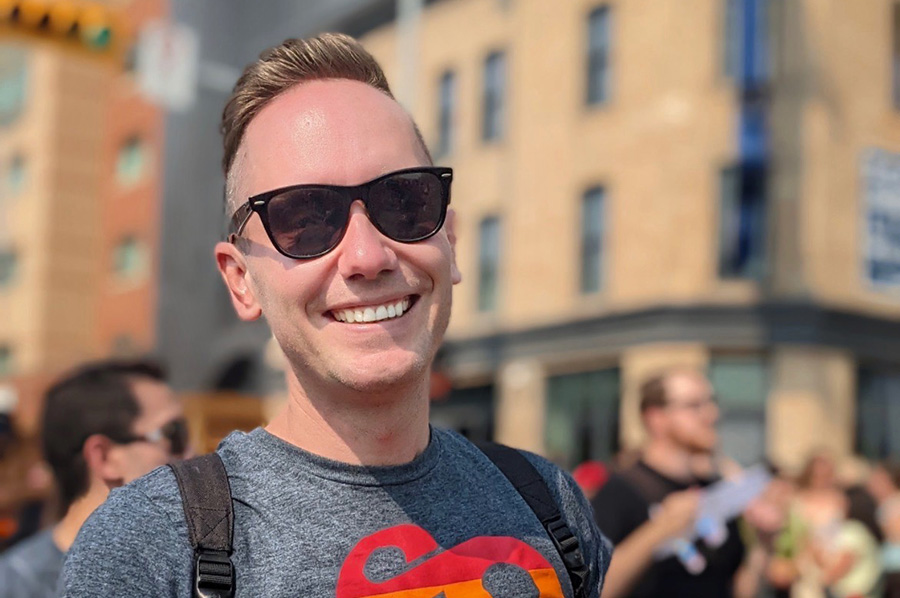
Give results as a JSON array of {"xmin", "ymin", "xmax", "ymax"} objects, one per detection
[{"xmin": 221, "ymin": 33, "xmax": 430, "ymax": 214}]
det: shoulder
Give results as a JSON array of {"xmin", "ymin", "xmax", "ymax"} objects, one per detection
[
  {"xmin": 0, "ymin": 529, "xmax": 62, "ymax": 596},
  {"xmin": 62, "ymin": 466, "xmax": 192, "ymax": 597},
  {"xmin": 591, "ymin": 468, "xmax": 653, "ymax": 545},
  {"xmin": 442, "ymin": 434, "xmax": 612, "ymax": 597}
]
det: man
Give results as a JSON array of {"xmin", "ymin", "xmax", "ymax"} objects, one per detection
[
  {"xmin": 0, "ymin": 359, "xmax": 188, "ymax": 597},
  {"xmin": 62, "ymin": 34, "xmax": 610, "ymax": 597},
  {"xmin": 592, "ymin": 369, "xmax": 748, "ymax": 598}
]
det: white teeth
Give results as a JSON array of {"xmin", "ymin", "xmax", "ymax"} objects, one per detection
[{"xmin": 334, "ymin": 297, "xmax": 412, "ymax": 323}]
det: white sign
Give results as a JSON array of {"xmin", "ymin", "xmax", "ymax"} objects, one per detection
[
  {"xmin": 862, "ymin": 148, "xmax": 900, "ymax": 288},
  {"xmin": 136, "ymin": 20, "xmax": 199, "ymax": 112}
]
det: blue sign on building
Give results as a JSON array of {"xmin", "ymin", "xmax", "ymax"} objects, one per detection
[{"xmin": 863, "ymin": 148, "xmax": 900, "ymax": 288}]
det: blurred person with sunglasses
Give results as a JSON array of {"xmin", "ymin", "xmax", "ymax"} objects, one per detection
[
  {"xmin": 0, "ymin": 359, "xmax": 188, "ymax": 597},
  {"xmin": 61, "ymin": 33, "xmax": 611, "ymax": 598},
  {"xmin": 593, "ymin": 368, "xmax": 763, "ymax": 598}
]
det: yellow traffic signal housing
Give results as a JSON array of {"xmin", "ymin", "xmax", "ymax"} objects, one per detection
[{"xmin": 0, "ymin": 0, "xmax": 129, "ymax": 62}]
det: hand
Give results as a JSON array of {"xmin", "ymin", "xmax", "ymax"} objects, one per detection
[{"xmin": 652, "ymin": 488, "xmax": 701, "ymax": 541}]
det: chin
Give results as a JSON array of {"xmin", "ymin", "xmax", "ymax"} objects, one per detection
[{"xmin": 333, "ymin": 353, "xmax": 428, "ymax": 395}]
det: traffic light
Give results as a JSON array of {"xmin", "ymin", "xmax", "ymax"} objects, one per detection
[{"xmin": 0, "ymin": 1, "xmax": 128, "ymax": 60}]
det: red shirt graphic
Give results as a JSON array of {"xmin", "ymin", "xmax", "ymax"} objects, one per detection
[{"xmin": 336, "ymin": 523, "xmax": 566, "ymax": 597}]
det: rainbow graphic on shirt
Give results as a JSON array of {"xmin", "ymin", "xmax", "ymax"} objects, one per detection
[{"xmin": 336, "ymin": 523, "xmax": 566, "ymax": 597}]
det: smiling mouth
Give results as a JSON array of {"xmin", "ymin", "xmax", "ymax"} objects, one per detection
[{"xmin": 331, "ymin": 296, "xmax": 415, "ymax": 323}]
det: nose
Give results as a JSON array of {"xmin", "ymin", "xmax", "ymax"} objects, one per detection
[{"xmin": 336, "ymin": 201, "xmax": 399, "ymax": 280}]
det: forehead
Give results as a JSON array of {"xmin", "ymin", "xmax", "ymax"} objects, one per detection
[
  {"xmin": 129, "ymin": 378, "xmax": 178, "ymax": 420},
  {"xmin": 665, "ymin": 371, "xmax": 712, "ymax": 401},
  {"xmin": 239, "ymin": 79, "xmax": 427, "ymax": 196}
]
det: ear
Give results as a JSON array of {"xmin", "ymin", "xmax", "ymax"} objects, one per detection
[
  {"xmin": 445, "ymin": 209, "xmax": 462, "ymax": 285},
  {"xmin": 81, "ymin": 434, "xmax": 122, "ymax": 490},
  {"xmin": 214, "ymin": 241, "xmax": 263, "ymax": 321}
]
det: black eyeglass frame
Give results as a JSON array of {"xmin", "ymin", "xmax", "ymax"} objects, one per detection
[
  {"xmin": 227, "ymin": 166, "xmax": 454, "ymax": 260},
  {"xmin": 111, "ymin": 417, "xmax": 190, "ymax": 457}
]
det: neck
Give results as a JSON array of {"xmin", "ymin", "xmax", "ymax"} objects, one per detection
[
  {"xmin": 641, "ymin": 438, "xmax": 697, "ymax": 481},
  {"xmin": 52, "ymin": 484, "xmax": 109, "ymax": 552},
  {"xmin": 266, "ymin": 369, "xmax": 431, "ymax": 466}
]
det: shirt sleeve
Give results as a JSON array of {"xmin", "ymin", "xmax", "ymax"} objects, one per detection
[
  {"xmin": 591, "ymin": 475, "xmax": 648, "ymax": 545},
  {"xmin": 61, "ymin": 483, "xmax": 193, "ymax": 597}
]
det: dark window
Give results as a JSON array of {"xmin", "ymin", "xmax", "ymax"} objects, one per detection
[
  {"xmin": 482, "ymin": 51, "xmax": 506, "ymax": 141},
  {"xmin": 894, "ymin": 3, "xmax": 900, "ymax": 108},
  {"xmin": 586, "ymin": 6, "xmax": 612, "ymax": 105},
  {"xmin": 113, "ymin": 236, "xmax": 146, "ymax": 281},
  {"xmin": 0, "ymin": 248, "xmax": 17, "ymax": 288},
  {"xmin": 7, "ymin": 153, "xmax": 25, "ymax": 195},
  {"xmin": 436, "ymin": 70, "xmax": 456, "ymax": 156},
  {"xmin": 719, "ymin": 164, "xmax": 766, "ymax": 279},
  {"xmin": 723, "ymin": 0, "xmax": 770, "ymax": 84},
  {"xmin": 724, "ymin": 0, "xmax": 742, "ymax": 78},
  {"xmin": 580, "ymin": 187, "xmax": 605, "ymax": 293},
  {"xmin": 857, "ymin": 367, "xmax": 900, "ymax": 460},
  {"xmin": 708, "ymin": 356, "xmax": 769, "ymax": 466},
  {"xmin": 545, "ymin": 368, "xmax": 620, "ymax": 469},
  {"xmin": 0, "ymin": 46, "xmax": 27, "ymax": 128},
  {"xmin": 478, "ymin": 216, "xmax": 501, "ymax": 311},
  {"xmin": 0, "ymin": 345, "xmax": 11, "ymax": 378}
]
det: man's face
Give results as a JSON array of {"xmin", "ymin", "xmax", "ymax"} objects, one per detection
[
  {"xmin": 108, "ymin": 377, "xmax": 185, "ymax": 485},
  {"xmin": 656, "ymin": 372, "xmax": 720, "ymax": 454},
  {"xmin": 216, "ymin": 80, "xmax": 460, "ymax": 397}
]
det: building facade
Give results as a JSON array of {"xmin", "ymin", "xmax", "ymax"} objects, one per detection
[
  {"xmin": 0, "ymin": 0, "xmax": 165, "ymax": 441},
  {"xmin": 345, "ymin": 0, "xmax": 900, "ymax": 472}
]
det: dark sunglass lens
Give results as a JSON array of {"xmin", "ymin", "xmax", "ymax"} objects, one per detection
[
  {"xmin": 369, "ymin": 172, "xmax": 445, "ymax": 241},
  {"xmin": 267, "ymin": 189, "xmax": 349, "ymax": 257},
  {"xmin": 163, "ymin": 419, "xmax": 189, "ymax": 455}
]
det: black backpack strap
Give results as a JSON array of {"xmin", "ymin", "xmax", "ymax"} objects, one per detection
[
  {"xmin": 476, "ymin": 441, "xmax": 589, "ymax": 598},
  {"xmin": 169, "ymin": 453, "xmax": 235, "ymax": 598}
]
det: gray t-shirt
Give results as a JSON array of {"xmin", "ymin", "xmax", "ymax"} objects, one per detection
[
  {"xmin": 62, "ymin": 427, "xmax": 611, "ymax": 597},
  {"xmin": 0, "ymin": 529, "xmax": 65, "ymax": 598}
]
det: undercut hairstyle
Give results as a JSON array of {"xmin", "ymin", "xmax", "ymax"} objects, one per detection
[
  {"xmin": 221, "ymin": 33, "xmax": 432, "ymax": 216},
  {"xmin": 41, "ymin": 359, "xmax": 166, "ymax": 512}
]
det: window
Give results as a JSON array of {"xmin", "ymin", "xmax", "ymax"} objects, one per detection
[
  {"xmin": 580, "ymin": 187, "xmax": 605, "ymax": 293},
  {"xmin": 7, "ymin": 153, "xmax": 25, "ymax": 196},
  {"xmin": 586, "ymin": 6, "xmax": 612, "ymax": 105},
  {"xmin": 0, "ymin": 46, "xmax": 27, "ymax": 128},
  {"xmin": 436, "ymin": 70, "xmax": 456, "ymax": 156},
  {"xmin": 116, "ymin": 137, "xmax": 147, "ymax": 186},
  {"xmin": 113, "ymin": 237, "xmax": 146, "ymax": 281},
  {"xmin": 894, "ymin": 3, "xmax": 900, "ymax": 108},
  {"xmin": 477, "ymin": 216, "xmax": 501, "ymax": 312},
  {"xmin": 0, "ymin": 346, "xmax": 11, "ymax": 378},
  {"xmin": 545, "ymin": 368, "xmax": 620, "ymax": 470},
  {"xmin": 482, "ymin": 51, "xmax": 506, "ymax": 142},
  {"xmin": 0, "ymin": 248, "xmax": 17, "ymax": 288},
  {"xmin": 723, "ymin": 0, "xmax": 770, "ymax": 84},
  {"xmin": 856, "ymin": 367, "xmax": 900, "ymax": 460},
  {"xmin": 708, "ymin": 356, "xmax": 769, "ymax": 465},
  {"xmin": 719, "ymin": 164, "xmax": 766, "ymax": 279}
]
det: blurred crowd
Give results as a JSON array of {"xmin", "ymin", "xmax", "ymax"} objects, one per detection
[
  {"xmin": 573, "ymin": 369, "xmax": 900, "ymax": 598},
  {"xmin": 2, "ymin": 358, "xmax": 899, "ymax": 597}
]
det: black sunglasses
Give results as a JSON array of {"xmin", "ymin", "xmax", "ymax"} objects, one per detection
[
  {"xmin": 228, "ymin": 166, "xmax": 453, "ymax": 260},
  {"xmin": 115, "ymin": 417, "xmax": 190, "ymax": 457}
]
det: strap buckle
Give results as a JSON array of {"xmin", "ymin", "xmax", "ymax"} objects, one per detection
[
  {"xmin": 195, "ymin": 549, "xmax": 234, "ymax": 598},
  {"xmin": 545, "ymin": 514, "xmax": 589, "ymax": 598}
]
